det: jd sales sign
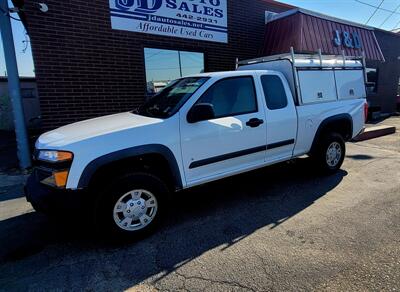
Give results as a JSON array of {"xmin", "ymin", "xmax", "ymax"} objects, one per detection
[{"xmin": 110, "ymin": 0, "xmax": 228, "ymax": 43}]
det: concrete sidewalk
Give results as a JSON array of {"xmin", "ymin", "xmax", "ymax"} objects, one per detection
[
  {"xmin": 353, "ymin": 119, "xmax": 397, "ymax": 142},
  {"xmin": 352, "ymin": 116, "xmax": 399, "ymax": 149},
  {"xmin": 0, "ymin": 172, "xmax": 31, "ymax": 222},
  {"xmin": 0, "ymin": 131, "xmax": 31, "ymax": 222}
]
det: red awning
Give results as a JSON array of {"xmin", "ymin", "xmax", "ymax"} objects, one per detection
[{"xmin": 263, "ymin": 9, "xmax": 384, "ymax": 61}]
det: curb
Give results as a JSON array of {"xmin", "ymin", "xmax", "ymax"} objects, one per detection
[{"xmin": 353, "ymin": 125, "xmax": 396, "ymax": 142}]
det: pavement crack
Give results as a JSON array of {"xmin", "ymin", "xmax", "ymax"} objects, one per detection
[
  {"xmin": 250, "ymin": 244, "xmax": 275, "ymax": 291},
  {"xmin": 174, "ymin": 271, "xmax": 257, "ymax": 292}
]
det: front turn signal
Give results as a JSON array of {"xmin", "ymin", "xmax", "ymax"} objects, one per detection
[{"xmin": 41, "ymin": 170, "xmax": 69, "ymax": 188}]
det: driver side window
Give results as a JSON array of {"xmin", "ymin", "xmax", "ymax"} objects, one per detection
[{"xmin": 195, "ymin": 76, "xmax": 257, "ymax": 119}]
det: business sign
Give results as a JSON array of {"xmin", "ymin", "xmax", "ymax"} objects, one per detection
[
  {"xmin": 110, "ymin": 0, "xmax": 228, "ymax": 43},
  {"xmin": 333, "ymin": 30, "xmax": 362, "ymax": 49}
]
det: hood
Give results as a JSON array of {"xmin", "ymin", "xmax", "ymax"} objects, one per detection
[{"xmin": 36, "ymin": 112, "xmax": 162, "ymax": 148}]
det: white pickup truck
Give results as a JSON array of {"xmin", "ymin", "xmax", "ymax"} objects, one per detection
[{"xmin": 25, "ymin": 53, "xmax": 367, "ymax": 237}]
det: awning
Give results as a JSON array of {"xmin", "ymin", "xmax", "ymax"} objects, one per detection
[{"xmin": 263, "ymin": 9, "xmax": 384, "ymax": 61}]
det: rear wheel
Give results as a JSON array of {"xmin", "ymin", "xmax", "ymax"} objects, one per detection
[
  {"xmin": 93, "ymin": 172, "xmax": 168, "ymax": 239},
  {"xmin": 312, "ymin": 132, "xmax": 345, "ymax": 174}
]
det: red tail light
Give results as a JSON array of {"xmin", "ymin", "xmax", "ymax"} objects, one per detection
[{"xmin": 364, "ymin": 102, "xmax": 369, "ymax": 122}]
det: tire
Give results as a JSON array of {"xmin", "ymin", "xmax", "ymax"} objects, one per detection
[
  {"xmin": 92, "ymin": 172, "xmax": 168, "ymax": 239},
  {"xmin": 312, "ymin": 132, "xmax": 346, "ymax": 174}
]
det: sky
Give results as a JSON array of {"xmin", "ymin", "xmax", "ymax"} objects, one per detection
[
  {"xmin": 279, "ymin": 0, "xmax": 400, "ymax": 29},
  {"xmin": 0, "ymin": 0, "xmax": 400, "ymax": 78}
]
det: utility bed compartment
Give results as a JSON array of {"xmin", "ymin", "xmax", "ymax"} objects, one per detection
[
  {"xmin": 237, "ymin": 51, "xmax": 367, "ymax": 106},
  {"xmin": 298, "ymin": 70, "xmax": 337, "ymax": 104},
  {"xmin": 334, "ymin": 69, "xmax": 366, "ymax": 100}
]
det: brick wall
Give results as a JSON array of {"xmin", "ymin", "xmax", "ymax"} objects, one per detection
[
  {"xmin": 366, "ymin": 30, "xmax": 400, "ymax": 113},
  {"xmin": 21, "ymin": 0, "xmax": 291, "ymax": 129}
]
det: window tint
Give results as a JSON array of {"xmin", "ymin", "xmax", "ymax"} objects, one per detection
[
  {"xmin": 261, "ymin": 75, "xmax": 288, "ymax": 110},
  {"xmin": 196, "ymin": 77, "xmax": 257, "ymax": 118}
]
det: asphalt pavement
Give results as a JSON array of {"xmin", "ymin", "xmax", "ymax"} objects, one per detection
[{"xmin": 0, "ymin": 117, "xmax": 399, "ymax": 291}]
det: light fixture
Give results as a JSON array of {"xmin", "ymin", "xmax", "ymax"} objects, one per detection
[
  {"xmin": 35, "ymin": 2, "xmax": 48, "ymax": 13},
  {"xmin": 37, "ymin": 150, "xmax": 73, "ymax": 163}
]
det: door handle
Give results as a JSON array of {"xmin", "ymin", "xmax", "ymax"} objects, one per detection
[{"xmin": 246, "ymin": 118, "xmax": 264, "ymax": 128}]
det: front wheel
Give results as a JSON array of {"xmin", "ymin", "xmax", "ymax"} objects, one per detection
[
  {"xmin": 93, "ymin": 172, "xmax": 168, "ymax": 239},
  {"xmin": 312, "ymin": 132, "xmax": 346, "ymax": 174}
]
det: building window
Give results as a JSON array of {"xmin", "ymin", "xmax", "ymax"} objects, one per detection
[
  {"xmin": 261, "ymin": 75, "xmax": 288, "ymax": 110},
  {"xmin": 195, "ymin": 76, "xmax": 257, "ymax": 119},
  {"xmin": 366, "ymin": 68, "xmax": 378, "ymax": 94},
  {"xmin": 144, "ymin": 48, "xmax": 204, "ymax": 96}
]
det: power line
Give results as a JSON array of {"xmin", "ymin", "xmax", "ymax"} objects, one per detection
[
  {"xmin": 365, "ymin": 0, "xmax": 385, "ymax": 25},
  {"xmin": 355, "ymin": 0, "xmax": 400, "ymax": 15},
  {"xmin": 379, "ymin": 2, "xmax": 400, "ymax": 27}
]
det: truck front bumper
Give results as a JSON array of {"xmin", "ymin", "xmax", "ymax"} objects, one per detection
[{"xmin": 25, "ymin": 169, "xmax": 86, "ymax": 213}]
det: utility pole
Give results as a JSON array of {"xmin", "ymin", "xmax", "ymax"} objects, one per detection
[
  {"xmin": 178, "ymin": 50, "xmax": 183, "ymax": 77},
  {"xmin": 0, "ymin": 0, "xmax": 31, "ymax": 169}
]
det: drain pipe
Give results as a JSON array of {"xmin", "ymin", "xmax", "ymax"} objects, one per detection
[{"xmin": 0, "ymin": 0, "xmax": 31, "ymax": 169}]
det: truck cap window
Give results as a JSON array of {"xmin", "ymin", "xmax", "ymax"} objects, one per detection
[
  {"xmin": 135, "ymin": 77, "xmax": 209, "ymax": 118},
  {"xmin": 261, "ymin": 75, "xmax": 288, "ymax": 110},
  {"xmin": 195, "ymin": 76, "xmax": 257, "ymax": 119}
]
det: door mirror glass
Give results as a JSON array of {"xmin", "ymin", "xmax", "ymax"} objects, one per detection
[{"xmin": 187, "ymin": 103, "xmax": 215, "ymax": 123}]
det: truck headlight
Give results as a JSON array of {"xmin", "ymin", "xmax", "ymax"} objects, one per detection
[
  {"xmin": 36, "ymin": 150, "xmax": 73, "ymax": 188},
  {"xmin": 37, "ymin": 150, "xmax": 73, "ymax": 163}
]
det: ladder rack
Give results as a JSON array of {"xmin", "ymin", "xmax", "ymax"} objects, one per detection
[{"xmin": 238, "ymin": 47, "xmax": 366, "ymax": 68}]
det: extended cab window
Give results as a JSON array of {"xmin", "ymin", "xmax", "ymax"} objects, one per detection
[
  {"xmin": 261, "ymin": 75, "xmax": 288, "ymax": 110},
  {"xmin": 195, "ymin": 76, "xmax": 257, "ymax": 118}
]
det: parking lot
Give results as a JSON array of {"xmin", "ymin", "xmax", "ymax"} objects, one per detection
[{"xmin": 0, "ymin": 117, "xmax": 399, "ymax": 291}]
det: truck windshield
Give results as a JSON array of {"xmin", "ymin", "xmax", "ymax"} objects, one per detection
[{"xmin": 134, "ymin": 77, "xmax": 209, "ymax": 118}]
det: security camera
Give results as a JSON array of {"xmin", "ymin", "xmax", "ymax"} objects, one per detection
[{"xmin": 36, "ymin": 3, "xmax": 48, "ymax": 13}]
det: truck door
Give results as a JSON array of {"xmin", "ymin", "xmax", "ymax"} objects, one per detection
[
  {"xmin": 180, "ymin": 75, "xmax": 267, "ymax": 186},
  {"xmin": 258, "ymin": 73, "xmax": 297, "ymax": 163}
]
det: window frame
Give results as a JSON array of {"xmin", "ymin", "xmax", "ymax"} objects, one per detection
[
  {"xmin": 260, "ymin": 74, "xmax": 288, "ymax": 110},
  {"xmin": 190, "ymin": 75, "xmax": 259, "ymax": 121}
]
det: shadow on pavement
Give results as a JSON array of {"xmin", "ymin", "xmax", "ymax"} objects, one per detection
[
  {"xmin": 346, "ymin": 154, "xmax": 374, "ymax": 160},
  {"xmin": 0, "ymin": 158, "xmax": 347, "ymax": 290}
]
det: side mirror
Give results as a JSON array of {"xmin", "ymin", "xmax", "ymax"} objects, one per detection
[{"xmin": 187, "ymin": 103, "xmax": 215, "ymax": 123}]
